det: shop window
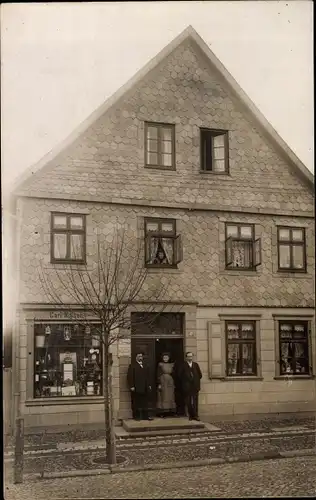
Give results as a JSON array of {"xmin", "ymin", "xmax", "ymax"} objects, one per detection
[
  {"xmin": 144, "ymin": 218, "xmax": 183, "ymax": 268},
  {"xmin": 145, "ymin": 122, "xmax": 175, "ymax": 169},
  {"xmin": 51, "ymin": 212, "xmax": 86, "ymax": 263},
  {"xmin": 225, "ymin": 223, "xmax": 261, "ymax": 270},
  {"xmin": 34, "ymin": 323, "xmax": 102, "ymax": 398},
  {"xmin": 277, "ymin": 227, "xmax": 306, "ymax": 272},
  {"xmin": 226, "ymin": 321, "xmax": 257, "ymax": 376},
  {"xmin": 278, "ymin": 321, "xmax": 311, "ymax": 375}
]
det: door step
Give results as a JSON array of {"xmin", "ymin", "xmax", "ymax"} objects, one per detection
[
  {"xmin": 121, "ymin": 417, "xmax": 219, "ymax": 437},
  {"xmin": 116, "ymin": 427, "xmax": 219, "ymax": 440}
]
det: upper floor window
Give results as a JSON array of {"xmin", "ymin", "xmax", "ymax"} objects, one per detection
[
  {"xmin": 225, "ymin": 223, "xmax": 261, "ymax": 270},
  {"xmin": 145, "ymin": 123, "xmax": 175, "ymax": 170},
  {"xmin": 200, "ymin": 129, "xmax": 229, "ymax": 173},
  {"xmin": 277, "ymin": 227, "xmax": 306, "ymax": 272},
  {"xmin": 51, "ymin": 213, "xmax": 86, "ymax": 263},
  {"xmin": 144, "ymin": 218, "xmax": 182, "ymax": 268},
  {"xmin": 279, "ymin": 321, "xmax": 310, "ymax": 375}
]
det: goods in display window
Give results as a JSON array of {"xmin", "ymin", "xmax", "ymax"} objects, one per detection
[{"xmin": 34, "ymin": 322, "xmax": 103, "ymax": 398}]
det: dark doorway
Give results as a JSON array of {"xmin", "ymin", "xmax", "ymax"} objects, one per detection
[
  {"xmin": 155, "ymin": 337, "xmax": 185, "ymax": 417},
  {"xmin": 155, "ymin": 337, "xmax": 183, "ymax": 365},
  {"xmin": 130, "ymin": 312, "xmax": 185, "ymax": 417},
  {"xmin": 131, "ymin": 336, "xmax": 184, "ymax": 416}
]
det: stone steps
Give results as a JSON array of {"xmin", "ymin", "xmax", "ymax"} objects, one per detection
[
  {"xmin": 123, "ymin": 417, "xmax": 205, "ymax": 432},
  {"xmin": 120, "ymin": 417, "xmax": 220, "ymax": 439}
]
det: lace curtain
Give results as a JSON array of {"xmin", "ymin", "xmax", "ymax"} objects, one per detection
[
  {"xmin": 149, "ymin": 237, "xmax": 159, "ymax": 263},
  {"xmin": 149, "ymin": 237, "xmax": 173, "ymax": 264},
  {"xmin": 232, "ymin": 240, "xmax": 252, "ymax": 267},
  {"xmin": 161, "ymin": 238, "xmax": 173, "ymax": 264}
]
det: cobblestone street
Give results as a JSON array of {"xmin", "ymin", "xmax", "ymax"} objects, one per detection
[
  {"xmin": 5, "ymin": 456, "xmax": 316, "ymax": 499},
  {"xmin": 4, "ymin": 432, "xmax": 315, "ymax": 474}
]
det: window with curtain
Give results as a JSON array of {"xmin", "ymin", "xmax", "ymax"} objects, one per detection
[
  {"xmin": 34, "ymin": 322, "xmax": 102, "ymax": 398},
  {"xmin": 226, "ymin": 321, "xmax": 257, "ymax": 376},
  {"xmin": 144, "ymin": 218, "xmax": 182, "ymax": 268},
  {"xmin": 277, "ymin": 227, "xmax": 306, "ymax": 272},
  {"xmin": 51, "ymin": 213, "xmax": 86, "ymax": 263},
  {"xmin": 279, "ymin": 321, "xmax": 310, "ymax": 375},
  {"xmin": 145, "ymin": 123, "xmax": 175, "ymax": 169},
  {"xmin": 225, "ymin": 223, "xmax": 261, "ymax": 270}
]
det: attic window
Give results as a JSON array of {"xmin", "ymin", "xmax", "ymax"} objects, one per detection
[
  {"xmin": 145, "ymin": 123, "xmax": 175, "ymax": 170},
  {"xmin": 200, "ymin": 129, "xmax": 229, "ymax": 173}
]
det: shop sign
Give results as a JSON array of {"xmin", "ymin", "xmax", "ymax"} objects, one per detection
[{"xmin": 49, "ymin": 311, "xmax": 86, "ymax": 320}]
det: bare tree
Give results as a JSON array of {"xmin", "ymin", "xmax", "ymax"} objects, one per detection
[{"xmin": 38, "ymin": 225, "xmax": 171, "ymax": 465}]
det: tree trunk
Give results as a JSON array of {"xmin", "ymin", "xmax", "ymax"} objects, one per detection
[{"xmin": 102, "ymin": 342, "xmax": 116, "ymax": 465}]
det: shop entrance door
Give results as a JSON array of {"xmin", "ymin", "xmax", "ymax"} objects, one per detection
[{"xmin": 131, "ymin": 336, "xmax": 184, "ymax": 416}]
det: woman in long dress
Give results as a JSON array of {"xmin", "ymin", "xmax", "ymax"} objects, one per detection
[{"xmin": 157, "ymin": 353, "xmax": 176, "ymax": 417}]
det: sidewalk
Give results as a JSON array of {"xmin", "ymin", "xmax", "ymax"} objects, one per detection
[{"xmin": 5, "ymin": 411, "xmax": 315, "ymax": 451}]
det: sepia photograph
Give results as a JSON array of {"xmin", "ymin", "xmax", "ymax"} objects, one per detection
[{"xmin": 2, "ymin": 1, "xmax": 314, "ymax": 498}]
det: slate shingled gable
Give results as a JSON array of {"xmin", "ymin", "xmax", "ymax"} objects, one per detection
[{"xmin": 13, "ymin": 26, "xmax": 313, "ymax": 211}]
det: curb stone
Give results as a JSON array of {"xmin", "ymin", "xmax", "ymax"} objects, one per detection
[
  {"xmin": 38, "ymin": 469, "xmax": 111, "ymax": 479},
  {"xmin": 280, "ymin": 448, "xmax": 315, "ymax": 458},
  {"xmin": 33, "ymin": 448, "xmax": 316, "ymax": 480}
]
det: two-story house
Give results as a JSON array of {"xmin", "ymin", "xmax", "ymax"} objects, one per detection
[{"xmin": 10, "ymin": 26, "xmax": 314, "ymax": 429}]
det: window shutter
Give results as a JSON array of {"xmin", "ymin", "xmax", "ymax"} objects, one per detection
[
  {"xmin": 308, "ymin": 322, "xmax": 313, "ymax": 376},
  {"xmin": 225, "ymin": 237, "xmax": 233, "ymax": 266},
  {"xmin": 274, "ymin": 319, "xmax": 280, "ymax": 376},
  {"xmin": 255, "ymin": 320, "xmax": 261, "ymax": 377},
  {"xmin": 207, "ymin": 321, "xmax": 225, "ymax": 379},
  {"xmin": 145, "ymin": 235, "xmax": 151, "ymax": 264},
  {"xmin": 254, "ymin": 238, "xmax": 262, "ymax": 267},
  {"xmin": 175, "ymin": 234, "xmax": 183, "ymax": 264}
]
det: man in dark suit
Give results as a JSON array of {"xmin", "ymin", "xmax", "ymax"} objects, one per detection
[
  {"xmin": 127, "ymin": 352, "xmax": 153, "ymax": 421},
  {"xmin": 179, "ymin": 352, "xmax": 202, "ymax": 421}
]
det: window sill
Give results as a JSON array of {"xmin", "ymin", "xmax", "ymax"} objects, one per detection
[
  {"xmin": 50, "ymin": 261, "xmax": 87, "ymax": 266},
  {"xmin": 199, "ymin": 171, "xmax": 230, "ymax": 176},
  {"xmin": 274, "ymin": 375, "xmax": 314, "ymax": 380},
  {"xmin": 44, "ymin": 264, "xmax": 92, "ymax": 271},
  {"xmin": 146, "ymin": 267, "xmax": 182, "ymax": 274},
  {"xmin": 221, "ymin": 270, "xmax": 260, "ymax": 276},
  {"xmin": 145, "ymin": 165, "xmax": 176, "ymax": 172},
  {"xmin": 273, "ymin": 272, "xmax": 310, "ymax": 279},
  {"xmin": 25, "ymin": 396, "xmax": 104, "ymax": 406}
]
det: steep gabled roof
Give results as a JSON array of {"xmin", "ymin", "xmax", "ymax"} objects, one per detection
[{"xmin": 13, "ymin": 25, "xmax": 313, "ymax": 195}]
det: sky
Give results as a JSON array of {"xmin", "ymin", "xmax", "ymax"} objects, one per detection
[{"xmin": 1, "ymin": 1, "xmax": 314, "ymax": 194}]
